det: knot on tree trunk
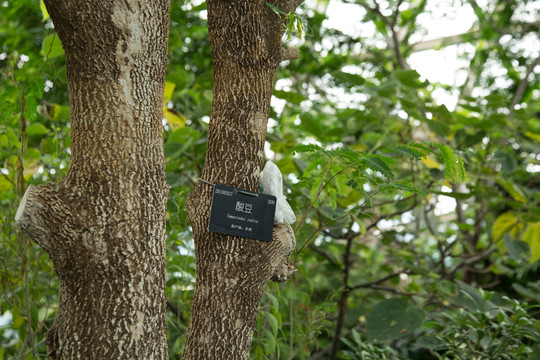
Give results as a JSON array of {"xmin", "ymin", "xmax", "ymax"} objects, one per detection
[
  {"xmin": 280, "ymin": 47, "xmax": 300, "ymax": 61},
  {"xmin": 15, "ymin": 183, "xmax": 97, "ymax": 269},
  {"xmin": 15, "ymin": 184, "xmax": 75, "ymax": 255}
]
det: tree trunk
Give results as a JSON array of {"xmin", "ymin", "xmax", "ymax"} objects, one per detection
[
  {"xmin": 15, "ymin": 0, "xmax": 170, "ymax": 358},
  {"xmin": 183, "ymin": 1, "xmax": 303, "ymax": 359}
]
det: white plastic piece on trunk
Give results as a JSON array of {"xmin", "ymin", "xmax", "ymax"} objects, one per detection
[{"xmin": 260, "ymin": 161, "xmax": 296, "ymax": 225}]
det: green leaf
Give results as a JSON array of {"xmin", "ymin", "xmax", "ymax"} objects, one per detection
[
  {"xmin": 426, "ymin": 119, "xmax": 451, "ymax": 137},
  {"xmin": 454, "ymin": 281, "xmax": 495, "ymax": 312},
  {"xmin": 263, "ymin": 329, "xmax": 275, "ymax": 354},
  {"xmin": 12, "ymin": 316, "xmax": 25, "ymax": 329},
  {"xmin": 512, "ymin": 283, "xmax": 540, "ymax": 300},
  {"xmin": 265, "ymin": 293, "xmax": 279, "ymax": 311},
  {"xmin": 524, "ymin": 131, "xmax": 540, "ymax": 142},
  {"xmin": 191, "ymin": 2, "xmax": 207, "ymax": 11},
  {"xmin": 332, "ymin": 71, "xmax": 365, "ymax": 87},
  {"xmin": 300, "ymin": 113, "xmax": 325, "ymax": 138},
  {"xmin": 41, "ymin": 33, "xmax": 64, "ymax": 59},
  {"xmin": 522, "ymin": 222, "xmax": 540, "ymax": 263},
  {"xmin": 374, "ymin": 19, "xmax": 388, "ymax": 35},
  {"xmin": 291, "ymin": 144, "xmax": 325, "ymax": 154},
  {"xmin": 273, "ymin": 89, "xmax": 305, "ymax": 104},
  {"xmin": 164, "ymin": 107, "xmax": 186, "ymax": 129},
  {"xmin": 494, "ymin": 150, "xmax": 517, "ymax": 174},
  {"xmin": 366, "ymin": 298, "xmax": 425, "ymax": 342},
  {"xmin": 503, "ymin": 234, "xmax": 530, "ymax": 262},
  {"xmin": 492, "ymin": 212, "xmax": 519, "ymax": 242},
  {"xmin": 164, "ymin": 81, "xmax": 176, "ymax": 103},
  {"xmin": 26, "ymin": 123, "xmax": 49, "ymax": 137},
  {"xmin": 266, "ymin": 312, "xmax": 279, "ymax": 338},
  {"xmin": 40, "ymin": 0, "xmax": 50, "ymax": 21},
  {"xmin": 394, "ymin": 69, "xmax": 426, "ymax": 88},
  {"xmin": 45, "ymin": 103, "xmax": 70, "ymax": 122},
  {"xmin": 495, "ymin": 178, "xmax": 527, "ymax": 204},
  {"xmin": 376, "ymin": 80, "xmax": 398, "ymax": 97},
  {"xmin": 265, "ymin": 2, "xmax": 287, "ymax": 16},
  {"xmin": 457, "ymin": 156, "xmax": 466, "ymax": 183}
]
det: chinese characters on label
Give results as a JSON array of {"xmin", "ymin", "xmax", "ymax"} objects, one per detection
[
  {"xmin": 230, "ymin": 224, "xmax": 253, "ymax": 232},
  {"xmin": 235, "ymin": 201, "xmax": 253, "ymax": 214}
]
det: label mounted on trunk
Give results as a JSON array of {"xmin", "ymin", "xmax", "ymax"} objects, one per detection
[{"xmin": 208, "ymin": 184, "xmax": 276, "ymax": 242}]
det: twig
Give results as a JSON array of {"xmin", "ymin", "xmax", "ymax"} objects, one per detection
[
  {"xmin": 167, "ymin": 300, "xmax": 185, "ymax": 322},
  {"xmin": 391, "ymin": 0, "xmax": 404, "ymax": 27},
  {"xmin": 366, "ymin": 195, "xmax": 418, "ymax": 231},
  {"xmin": 447, "ymin": 247, "xmax": 497, "ymax": 279},
  {"xmin": 372, "ymin": 193, "xmax": 416, "ymax": 207},
  {"xmin": 329, "ymin": 223, "xmax": 356, "ymax": 360},
  {"xmin": 294, "ymin": 191, "xmax": 380, "ymax": 263},
  {"xmin": 509, "ymin": 55, "xmax": 540, "ymax": 116},
  {"xmin": 350, "ymin": 270, "xmax": 410, "ymax": 290},
  {"xmin": 294, "ymin": 159, "xmax": 332, "ymax": 234},
  {"xmin": 308, "ymin": 244, "xmax": 338, "ymax": 266},
  {"xmin": 367, "ymin": 285, "xmax": 419, "ymax": 297}
]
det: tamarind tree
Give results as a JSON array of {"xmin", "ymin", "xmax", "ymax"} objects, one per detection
[
  {"xmin": 13, "ymin": 0, "xmax": 303, "ymax": 358},
  {"xmin": 15, "ymin": 0, "xmax": 170, "ymax": 358},
  {"xmin": 183, "ymin": 1, "xmax": 303, "ymax": 358}
]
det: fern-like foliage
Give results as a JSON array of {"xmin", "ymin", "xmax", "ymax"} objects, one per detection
[
  {"xmin": 383, "ymin": 143, "xmax": 466, "ymax": 183},
  {"xmin": 364, "ymin": 156, "xmax": 395, "ymax": 180},
  {"xmin": 292, "ymin": 142, "xmax": 466, "ymax": 185},
  {"xmin": 383, "ymin": 144, "xmax": 434, "ymax": 160},
  {"xmin": 435, "ymin": 144, "xmax": 466, "ymax": 183}
]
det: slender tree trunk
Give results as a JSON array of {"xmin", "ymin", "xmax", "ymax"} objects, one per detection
[
  {"xmin": 15, "ymin": 0, "xmax": 170, "ymax": 358},
  {"xmin": 183, "ymin": 1, "xmax": 303, "ymax": 358}
]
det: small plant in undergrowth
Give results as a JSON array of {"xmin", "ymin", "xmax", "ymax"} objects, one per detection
[
  {"xmin": 418, "ymin": 282, "xmax": 540, "ymax": 360},
  {"xmin": 341, "ymin": 329, "xmax": 399, "ymax": 360}
]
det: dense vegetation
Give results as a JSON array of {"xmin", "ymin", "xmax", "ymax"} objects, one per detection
[{"xmin": 1, "ymin": 0, "xmax": 539, "ymax": 359}]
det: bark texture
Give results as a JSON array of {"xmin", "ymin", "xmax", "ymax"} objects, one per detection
[
  {"xmin": 184, "ymin": 1, "xmax": 303, "ymax": 359},
  {"xmin": 15, "ymin": 0, "xmax": 170, "ymax": 358}
]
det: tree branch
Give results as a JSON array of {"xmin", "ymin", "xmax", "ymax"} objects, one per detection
[
  {"xmin": 294, "ymin": 159, "xmax": 332, "ymax": 234},
  {"xmin": 447, "ymin": 248, "xmax": 497, "ymax": 279},
  {"xmin": 308, "ymin": 244, "xmax": 338, "ymax": 266},
  {"xmin": 350, "ymin": 271, "xmax": 409, "ymax": 290},
  {"xmin": 167, "ymin": 300, "xmax": 185, "ymax": 322},
  {"xmin": 509, "ymin": 55, "xmax": 540, "ymax": 115},
  {"xmin": 366, "ymin": 196, "xmax": 419, "ymax": 232},
  {"xmin": 367, "ymin": 285, "xmax": 418, "ymax": 297},
  {"xmin": 329, "ymin": 229, "xmax": 355, "ymax": 360}
]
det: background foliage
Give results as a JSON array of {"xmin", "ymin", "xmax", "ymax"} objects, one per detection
[{"xmin": 1, "ymin": 0, "xmax": 539, "ymax": 359}]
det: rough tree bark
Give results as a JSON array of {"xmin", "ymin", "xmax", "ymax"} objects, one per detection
[
  {"xmin": 184, "ymin": 1, "xmax": 303, "ymax": 359},
  {"xmin": 15, "ymin": 0, "xmax": 170, "ymax": 358}
]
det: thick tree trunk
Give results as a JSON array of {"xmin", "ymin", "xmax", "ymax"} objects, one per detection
[
  {"xmin": 15, "ymin": 0, "xmax": 170, "ymax": 358},
  {"xmin": 183, "ymin": 1, "xmax": 302, "ymax": 359}
]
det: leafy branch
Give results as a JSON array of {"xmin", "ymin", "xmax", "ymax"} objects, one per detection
[{"xmin": 266, "ymin": 2, "xmax": 306, "ymax": 40}]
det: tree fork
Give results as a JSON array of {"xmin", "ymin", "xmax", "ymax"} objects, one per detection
[
  {"xmin": 183, "ymin": 1, "xmax": 303, "ymax": 359},
  {"xmin": 16, "ymin": 0, "xmax": 170, "ymax": 358}
]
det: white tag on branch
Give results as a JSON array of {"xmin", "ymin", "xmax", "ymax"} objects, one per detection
[{"xmin": 260, "ymin": 161, "xmax": 296, "ymax": 225}]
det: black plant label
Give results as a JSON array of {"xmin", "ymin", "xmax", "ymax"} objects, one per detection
[{"xmin": 208, "ymin": 184, "xmax": 276, "ymax": 242}]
